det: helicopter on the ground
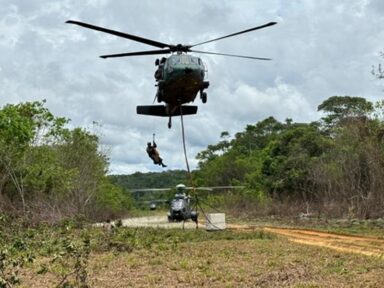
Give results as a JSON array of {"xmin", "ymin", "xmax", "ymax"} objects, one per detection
[
  {"xmin": 168, "ymin": 184, "xmax": 198, "ymax": 223},
  {"xmin": 131, "ymin": 184, "xmax": 244, "ymax": 223},
  {"xmin": 66, "ymin": 20, "xmax": 277, "ymax": 128},
  {"xmin": 131, "ymin": 184, "xmax": 199, "ymax": 222}
]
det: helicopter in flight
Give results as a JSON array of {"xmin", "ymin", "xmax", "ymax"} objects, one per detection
[{"xmin": 66, "ymin": 20, "xmax": 277, "ymax": 128}]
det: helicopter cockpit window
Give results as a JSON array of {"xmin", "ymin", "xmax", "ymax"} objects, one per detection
[
  {"xmin": 175, "ymin": 193, "xmax": 185, "ymax": 200},
  {"xmin": 190, "ymin": 57, "xmax": 200, "ymax": 65},
  {"xmin": 169, "ymin": 57, "xmax": 180, "ymax": 66},
  {"xmin": 180, "ymin": 55, "xmax": 189, "ymax": 64}
]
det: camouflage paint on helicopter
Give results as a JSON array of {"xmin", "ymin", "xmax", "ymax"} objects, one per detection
[{"xmin": 155, "ymin": 55, "xmax": 209, "ymax": 106}]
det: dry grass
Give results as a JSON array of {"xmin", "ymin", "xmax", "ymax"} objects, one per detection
[{"xmin": 20, "ymin": 228, "xmax": 384, "ymax": 288}]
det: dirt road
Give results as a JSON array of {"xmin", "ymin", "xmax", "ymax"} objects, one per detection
[
  {"xmin": 262, "ymin": 226, "xmax": 384, "ymax": 257},
  {"xmin": 227, "ymin": 223, "xmax": 384, "ymax": 257},
  {"xmin": 101, "ymin": 216, "xmax": 384, "ymax": 257}
]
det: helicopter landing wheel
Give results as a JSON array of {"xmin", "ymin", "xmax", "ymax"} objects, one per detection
[
  {"xmin": 201, "ymin": 92, "xmax": 207, "ymax": 103},
  {"xmin": 168, "ymin": 116, "xmax": 172, "ymax": 129},
  {"xmin": 156, "ymin": 90, "xmax": 163, "ymax": 103}
]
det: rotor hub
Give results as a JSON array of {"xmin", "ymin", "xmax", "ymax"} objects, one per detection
[{"xmin": 170, "ymin": 44, "xmax": 191, "ymax": 53}]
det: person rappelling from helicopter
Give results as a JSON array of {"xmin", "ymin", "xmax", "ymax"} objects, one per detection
[{"xmin": 146, "ymin": 134, "xmax": 167, "ymax": 167}]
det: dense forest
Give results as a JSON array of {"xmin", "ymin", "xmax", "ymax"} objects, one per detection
[
  {"xmin": 193, "ymin": 96, "xmax": 384, "ymax": 219},
  {"xmin": 1, "ymin": 95, "xmax": 384, "ymax": 223},
  {"xmin": 0, "ymin": 100, "xmax": 132, "ymax": 223}
]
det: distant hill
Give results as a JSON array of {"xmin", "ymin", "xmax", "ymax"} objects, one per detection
[{"xmin": 108, "ymin": 170, "xmax": 189, "ymax": 190}]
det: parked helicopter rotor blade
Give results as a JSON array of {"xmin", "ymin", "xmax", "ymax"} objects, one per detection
[
  {"xmin": 131, "ymin": 188, "xmax": 172, "ymax": 192},
  {"xmin": 66, "ymin": 20, "xmax": 170, "ymax": 49},
  {"xmin": 185, "ymin": 187, "xmax": 213, "ymax": 191},
  {"xmin": 100, "ymin": 49, "xmax": 172, "ymax": 59},
  {"xmin": 190, "ymin": 50, "xmax": 271, "ymax": 60},
  {"xmin": 191, "ymin": 22, "xmax": 277, "ymax": 47}
]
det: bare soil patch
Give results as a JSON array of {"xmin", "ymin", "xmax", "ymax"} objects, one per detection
[{"xmin": 263, "ymin": 226, "xmax": 384, "ymax": 257}]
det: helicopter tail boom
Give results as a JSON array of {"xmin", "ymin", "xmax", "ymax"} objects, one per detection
[{"xmin": 137, "ymin": 105, "xmax": 197, "ymax": 117}]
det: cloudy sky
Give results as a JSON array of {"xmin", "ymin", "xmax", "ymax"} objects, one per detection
[{"xmin": 1, "ymin": 0, "xmax": 383, "ymax": 175}]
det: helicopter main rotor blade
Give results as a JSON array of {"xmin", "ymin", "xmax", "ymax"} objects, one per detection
[
  {"xmin": 190, "ymin": 50, "xmax": 271, "ymax": 60},
  {"xmin": 191, "ymin": 22, "xmax": 277, "ymax": 47},
  {"xmin": 130, "ymin": 188, "xmax": 171, "ymax": 192},
  {"xmin": 100, "ymin": 49, "xmax": 172, "ymax": 59},
  {"xmin": 66, "ymin": 20, "xmax": 170, "ymax": 49}
]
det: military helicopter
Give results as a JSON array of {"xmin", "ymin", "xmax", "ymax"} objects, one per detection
[
  {"xmin": 132, "ymin": 184, "xmax": 244, "ymax": 223},
  {"xmin": 66, "ymin": 20, "xmax": 277, "ymax": 127},
  {"xmin": 167, "ymin": 184, "xmax": 198, "ymax": 223},
  {"xmin": 131, "ymin": 184, "xmax": 200, "ymax": 222}
]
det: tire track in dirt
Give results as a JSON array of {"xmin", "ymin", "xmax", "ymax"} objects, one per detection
[
  {"xmin": 228, "ymin": 224, "xmax": 384, "ymax": 257},
  {"xmin": 264, "ymin": 227, "xmax": 384, "ymax": 257}
]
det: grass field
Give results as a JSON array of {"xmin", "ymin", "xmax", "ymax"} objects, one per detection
[{"xmin": 10, "ymin": 222, "xmax": 384, "ymax": 288}]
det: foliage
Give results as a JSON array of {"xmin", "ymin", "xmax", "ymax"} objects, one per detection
[
  {"xmin": 109, "ymin": 170, "xmax": 189, "ymax": 190},
  {"xmin": 0, "ymin": 241, "xmax": 34, "ymax": 288},
  {"xmin": 57, "ymin": 128, "xmax": 109, "ymax": 216},
  {"xmin": 93, "ymin": 178, "xmax": 134, "ymax": 219},
  {"xmin": 0, "ymin": 101, "xmax": 129, "ymax": 222},
  {"xmin": 371, "ymin": 50, "xmax": 384, "ymax": 79},
  {"xmin": 255, "ymin": 122, "xmax": 331, "ymax": 200},
  {"xmin": 0, "ymin": 217, "xmax": 273, "ymax": 287},
  {"xmin": 194, "ymin": 96, "xmax": 384, "ymax": 219},
  {"xmin": 0, "ymin": 215, "xmax": 34, "ymax": 288},
  {"xmin": 0, "ymin": 101, "xmax": 69, "ymax": 213},
  {"xmin": 317, "ymin": 95, "xmax": 374, "ymax": 128},
  {"xmin": 49, "ymin": 233, "xmax": 91, "ymax": 288}
]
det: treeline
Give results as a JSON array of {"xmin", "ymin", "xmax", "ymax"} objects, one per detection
[
  {"xmin": 109, "ymin": 170, "xmax": 188, "ymax": 190},
  {"xmin": 0, "ymin": 100, "xmax": 132, "ymax": 223},
  {"xmin": 194, "ymin": 96, "xmax": 384, "ymax": 219},
  {"xmin": 3, "ymin": 96, "xmax": 383, "ymax": 222}
]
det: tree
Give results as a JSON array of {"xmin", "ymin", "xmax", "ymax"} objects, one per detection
[
  {"xmin": 253, "ymin": 122, "xmax": 331, "ymax": 200},
  {"xmin": 231, "ymin": 117, "xmax": 285, "ymax": 155},
  {"xmin": 317, "ymin": 96, "xmax": 373, "ymax": 128},
  {"xmin": 371, "ymin": 50, "xmax": 384, "ymax": 79},
  {"xmin": 0, "ymin": 101, "xmax": 68, "ymax": 212},
  {"xmin": 58, "ymin": 128, "xmax": 108, "ymax": 215},
  {"xmin": 312, "ymin": 113, "xmax": 384, "ymax": 218},
  {"xmin": 93, "ymin": 178, "xmax": 134, "ymax": 220},
  {"xmin": 0, "ymin": 101, "xmax": 126, "ymax": 222},
  {"xmin": 196, "ymin": 131, "xmax": 231, "ymax": 165}
]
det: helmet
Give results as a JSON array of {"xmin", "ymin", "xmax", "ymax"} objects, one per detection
[
  {"xmin": 176, "ymin": 184, "xmax": 186, "ymax": 192},
  {"xmin": 147, "ymin": 142, "xmax": 151, "ymax": 146}
]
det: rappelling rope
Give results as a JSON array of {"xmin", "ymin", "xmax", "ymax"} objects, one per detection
[
  {"xmin": 179, "ymin": 106, "xmax": 224, "ymax": 231},
  {"xmin": 179, "ymin": 106, "xmax": 194, "ymax": 190},
  {"xmin": 179, "ymin": 106, "xmax": 198, "ymax": 229}
]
